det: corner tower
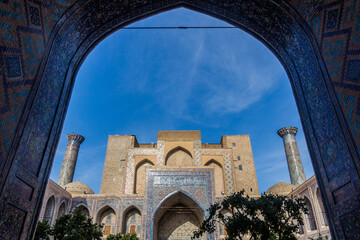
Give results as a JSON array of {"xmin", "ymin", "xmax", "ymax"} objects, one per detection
[
  {"xmin": 277, "ymin": 127, "xmax": 306, "ymax": 186},
  {"xmin": 57, "ymin": 133, "xmax": 85, "ymax": 187}
]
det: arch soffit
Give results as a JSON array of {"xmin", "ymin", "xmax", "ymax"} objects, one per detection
[
  {"xmin": 165, "ymin": 146, "xmax": 193, "ymax": 163},
  {"xmin": 72, "ymin": 203, "xmax": 90, "ymax": 213},
  {"xmin": 204, "ymin": 159, "xmax": 224, "ymax": 168},
  {"xmin": 43, "ymin": 195, "xmax": 56, "ymax": 216},
  {"xmin": 45, "ymin": 195, "xmax": 55, "ymax": 204},
  {"xmin": 121, "ymin": 205, "xmax": 142, "ymax": 233},
  {"xmin": 303, "ymin": 195, "xmax": 316, "ymax": 214},
  {"xmin": 122, "ymin": 205, "xmax": 142, "ymax": 218},
  {"xmin": 44, "ymin": 195, "xmax": 56, "ymax": 211},
  {"xmin": 96, "ymin": 204, "xmax": 117, "ymax": 218},
  {"xmin": 152, "ymin": 189, "xmax": 206, "ymax": 220},
  {"xmin": 58, "ymin": 198, "xmax": 67, "ymax": 206},
  {"xmin": 58, "ymin": 200, "xmax": 66, "ymax": 211},
  {"xmin": 135, "ymin": 158, "xmax": 155, "ymax": 170}
]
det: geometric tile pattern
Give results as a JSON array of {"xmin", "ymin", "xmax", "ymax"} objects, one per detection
[
  {"xmin": 144, "ymin": 168, "xmax": 215, "ymax": 239},
  {"xmin": 201, "ymin": 149, "xmax": 234, "ymax": 194},
  {"xmin": 156, "ymin": 140, "xmax": 165, "ymax": 165},
  {"xmin": 193, "ymin": 140, "xmax": 202, "ymax": 166},
  {"xmin": 158, "ymin": 211, "xmax": 200, "ymax": 239},
  {"xmin": 1, "ymin": 0, "xmax": 360, "ymax": 239},
  {"xmin": 125, "ymin": 147, "xmax": 160, "ymax": 194}
]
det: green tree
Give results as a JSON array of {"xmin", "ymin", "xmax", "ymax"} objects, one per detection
[
  {"xmin": 193, "ymin": 190, "xmax": 308, "ymax": 240},
  {"xmin": 51, "ymin": 208, "xmax": 103, "ymax": 240},
  {"xmin": 106, "ymin": 233, "xmax": 139, "ymax": 240},
  {"xmin": 34, "ymin": 220, "xmax": 51, "ymax": 240}
]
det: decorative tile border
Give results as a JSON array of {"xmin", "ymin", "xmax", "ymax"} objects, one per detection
[
  {"xmin": 125, "ymin": 148, "xmax": 160, "ymax": 194},
  {"xmin": 201, "ymin": 149, "xmax": 234, "ymax": 194},
  {"xmin": 144, "ymin": 168, "xmax": 215, "ymax": 240}
]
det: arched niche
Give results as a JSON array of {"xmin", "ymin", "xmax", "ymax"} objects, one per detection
[
  {"xmin": 74, "ymin": 205, "xmax": 90, "ymax": 216},
  {"xmin": 153, "ymin": 191, "xmax": 205, "ymax": 240},
  {"xmin": 43, "ymin": 196, "xmax": 55, "ymax": 225},
  {"xmin": 304, "ymin": 196, "xmax": 317, "ymax": 231},
  {"xmin": 122, "ymin": 206, "xmax": 142, "ymax": 237},
  {"xmin": 96, "ymin": 206, "xmax": 117, "ymax": 237},
  {"xmin": 316, "ymin": 188, "xmax": 328, "ymax": 227},
  {"xmin": 134, "ymin": 159, "xmax": 154, "ymax": 194},
  {"xmin": 165, "ymin": 147, "xmax": 193, "ymax": 166},
  {"xmin": 205, "ymin": 160, "xmax": 225, "ymax": 195},
  {"xmin": 4, "ymin": 0, "xmax": 360, "ymax": 239},
  {"xmin": 57, "ymin": 202, "xmax": 66, "ymax": 219}
]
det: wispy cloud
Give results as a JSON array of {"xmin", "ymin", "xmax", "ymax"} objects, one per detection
[{"xmin": 107, "ymin": 8, "xmax": 285, "ymax": 126}]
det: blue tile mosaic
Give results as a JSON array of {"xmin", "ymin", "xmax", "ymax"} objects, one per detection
[
  {"xmin": 346, "ymin": 60, "xmax": 360, "ymax": 83},
  {"xmin": 29, "ymin": 5, "xmax": 41, "ymax": 26},
  {"xmin": 326, "ymin": 8, "xmax": 339, "ymax": 30},
  {"xmin": 0, "ymin": 1, "xmax": 360, "ymax": 239},
  {"xmin": 5, "ymin": 56, "xmax": 21, "ymax": 79}
]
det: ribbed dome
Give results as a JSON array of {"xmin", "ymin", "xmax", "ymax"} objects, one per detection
[
  {"xmin": 64, "ymin": 181, "xmax": 94, "ymax": 195},
  {"xmin": 266, "ymin": 182, "xmax": 296, "ymax": 196}
]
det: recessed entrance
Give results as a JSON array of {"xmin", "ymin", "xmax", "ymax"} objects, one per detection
[{"xmin": 153, "ymin": 192, "xmax": 204, "ymax": 240}]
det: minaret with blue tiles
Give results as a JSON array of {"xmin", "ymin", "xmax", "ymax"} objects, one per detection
[{"xmin": 277, "ymin": 127, "xmax": 306, "ymax": 186}]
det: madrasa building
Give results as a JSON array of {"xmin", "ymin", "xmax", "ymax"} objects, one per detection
[{"xmin": 38, "ymin": 129, "xmax": 331, "ymax": 240}]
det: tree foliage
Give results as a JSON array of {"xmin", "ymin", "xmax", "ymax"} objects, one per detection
[
  {"xmin": 193, "ymin": 190, "xmax": 308, "ymax": 240},
  {"xmin": 106, "ymin": 233, "xmax": 139, "ymax": 240},
  {"xmin": 34, "ymin": 221, "xmax": 51, "ymax": 240},
  {"xmin": 35, "ymin": 208, "xmax": 103, "ymax": 240}
]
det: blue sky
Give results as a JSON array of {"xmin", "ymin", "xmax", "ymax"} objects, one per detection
[{"xmin": 50, "ymin": 8, "xmax": 314, "ymax": 194}]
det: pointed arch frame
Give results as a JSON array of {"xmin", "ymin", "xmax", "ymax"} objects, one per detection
[
  {"xmin": 165, "ymin": 146, "xmax": 193, "ymax": 166},
  {"xmin": 152, "ymin": 190, "xmax": 206, "ymax": 239},
  {"xmin": 1, "ymin": 0, "xmax": 360, "ymax": 238},
  {"xmin": 121, "ymin": 205, "xmax": 142, "ymax": 234},
  {"xmin": 72, "ymin": 203, "xmax": 91, "ymax": 216},
  {"xmin": 134, "ymin": 159, "xmax": 155, "ymax": 194},
  {"xmin": 43, "ymin": 195, "xmax": 56, "ymax": 225}
]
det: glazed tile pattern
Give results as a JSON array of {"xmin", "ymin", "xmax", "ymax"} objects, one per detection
[
  {"xmin": 125, "ymin": 147, "xmax": 160, "ymax": 194},
  {"xmin": 96, "ymin": 200, "xmax": 119, "ymax": 211},
  {"xmin": 201, "ymin": 149, "xmax": 234, "ymax": 194},
  {"xmin": 0, "ymin": 0, "xmax": 360, "ymax": 239},
  {"xmin": 193, "ymin": 140, "xmax": 202, "ymax": 166},
  {"xmin": 57, "ymin": 133, "xmax": 85, "ymax": 187},
  {"xmin": 278, "ymin": 127, "xmax": 306, "ymax": 186},
  {"xmin": 156, "ymin": 140, "xmax": 165, "ymax": 165},
  {"xmin": 144, "ymin": 168, "xmax": 215, "ymax": 240}
]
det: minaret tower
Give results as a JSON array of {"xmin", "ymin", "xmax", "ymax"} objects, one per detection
[
  {"xmin": 57, "ymin": 133, "xmax": 85, "ymax": 187},
  {"xmin": 277, "ymin": 127, "xmax": 306, "ymax": 186}
]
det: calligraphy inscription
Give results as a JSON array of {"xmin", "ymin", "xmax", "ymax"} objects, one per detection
[{"xmin": 153, "ymin": 175, "xmax": 207, "ymax": 186}]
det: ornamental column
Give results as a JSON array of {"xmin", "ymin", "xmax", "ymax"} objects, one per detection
[
  {"xmin": 57, "ymin": 133, "xmax": 85, "ymax": 187},
  {"xmin": 277, "ymin": 127, "xmax": 306, "ymax": 186}
]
